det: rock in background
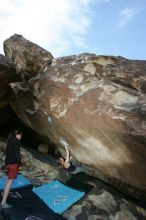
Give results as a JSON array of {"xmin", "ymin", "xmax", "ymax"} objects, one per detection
[
  {"xmin": 3, "ymin": 34, "xmax": 146, "ymax": 201},
  {"xmin": 4, "ymin": 34, "xmax": 53, "ymax": 79},
  {"xmin": 0, "ymin": 54, "xmax": 19, "ymax": 125}
]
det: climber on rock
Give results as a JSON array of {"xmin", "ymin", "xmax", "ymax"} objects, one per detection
[{"xmin": 57, "ymin": 144, "xmax": 84, "ymax": 175}]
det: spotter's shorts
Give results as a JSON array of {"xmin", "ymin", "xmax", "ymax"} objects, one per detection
[{"xmin": 7, "ymin": 164, "xmax": 19, "ymax": 180}]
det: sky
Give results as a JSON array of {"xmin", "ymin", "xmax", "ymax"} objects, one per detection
[{"xmin": 0, "ymin": 0, "xmax": 146, "ymax": 60}]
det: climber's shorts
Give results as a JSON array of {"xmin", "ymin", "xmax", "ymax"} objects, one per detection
[{"xmin": 7, "ymin": 164, "xmax": 19, "ymax": 180}]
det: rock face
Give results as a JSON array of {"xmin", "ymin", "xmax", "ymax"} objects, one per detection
[
  {"xmin": 4, "ymin": 35, "xmax": 146, "ymax": 201},
  {"xmin": 4, "ymin": 34, "xmax": 54, "ymax": 79},
  {"xmin": 0, "ymin": 54, "xmax": 19, "ymax": 124}
]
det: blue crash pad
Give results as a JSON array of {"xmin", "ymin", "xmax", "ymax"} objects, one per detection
[
  {"xmin": 33, "ymin": 180, "xmax": 85, "ymax": 214},
  {"xmin": 0, "ymin": 174, "xmax": 31, "ymax": 190}
]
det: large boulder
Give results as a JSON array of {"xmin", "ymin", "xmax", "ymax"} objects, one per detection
[
  {"xmin": 4, "ymin": 34, "xmax": 54, "ymax": 79},
  {"xmin": 6, "ymin": 36, "xmax": 146, "ymax": 201},
  {"xmin": 0, "ymin": 54, "xmax": 19, "ymax": 124}
]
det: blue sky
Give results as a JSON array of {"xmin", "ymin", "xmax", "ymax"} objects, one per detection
[{"xmin": 0, "ymin": 0, "xmax": 145, "ymax": 59}]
